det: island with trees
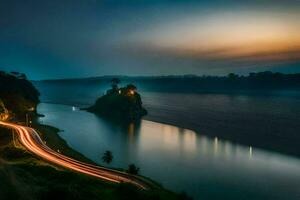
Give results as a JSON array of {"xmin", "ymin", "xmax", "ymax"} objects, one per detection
[{"xmin": 86, "ymin": 78, "xmax": 147, "ymax": 122}]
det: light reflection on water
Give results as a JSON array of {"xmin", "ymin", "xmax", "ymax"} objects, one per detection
[
  {"xmin": 139, "ymin": 122, "xmax": 253, "ymax": 160},
  {"xmin": 38, "ymin": 103, "xmax": 300, "ymax": 200},
  {"xmin": 137, "ymin": 121, "xmax": 256, "ymax": 160}
]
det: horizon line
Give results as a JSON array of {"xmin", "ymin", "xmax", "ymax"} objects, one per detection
[{"xmin": 32, "ymin": 71, "xmax": 300, "ymax": 82}]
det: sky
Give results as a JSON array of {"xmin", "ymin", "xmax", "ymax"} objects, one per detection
[{"xmin": 0, "ymin": 0, "xmax": 300, "ymax": 80}]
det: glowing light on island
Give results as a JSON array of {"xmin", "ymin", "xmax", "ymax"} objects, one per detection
[{"xmin": 129, "ymin": 90, "xmax": 135, "ymax": 95}]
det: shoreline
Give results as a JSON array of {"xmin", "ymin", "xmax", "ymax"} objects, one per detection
[
  {"xmin": 34, "ymin": 116, "xmax": 167, "ymax": 190},
  {"xmin": 34, "ymin": 123, "xmax": 163, "ymax": 186},
  {"xmin": 33, "ymin": 123, "xmax": 97, "ymax": 165}
]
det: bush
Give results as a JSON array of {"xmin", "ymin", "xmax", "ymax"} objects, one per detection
[{"xmin": 127, "ymin": 164, "xmax": 140, "ymax": 175}]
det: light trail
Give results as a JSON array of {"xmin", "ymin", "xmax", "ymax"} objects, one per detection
[{"xmin": 0, "ymin": 121, "xmax": 150, "ymax": 190}]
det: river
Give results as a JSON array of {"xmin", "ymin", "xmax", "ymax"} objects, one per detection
[{"xmin": 38, "ymin": 102, "xmax": 300, "ymax": 200}]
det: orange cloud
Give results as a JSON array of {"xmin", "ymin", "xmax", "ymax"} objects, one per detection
[{"xmin": 127, "ymin": 10, "xmax": 300, "ymax": 63}]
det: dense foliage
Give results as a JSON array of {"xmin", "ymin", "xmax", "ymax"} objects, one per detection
[
  {"xmin": 127, "ymin": 164, "xmax": 140, "ymax": 175},
  {"xmin": 0, "ymin": 71, "xmax": 40, "ymax": 119},
  {"xmin": 102, "ymin": 150, "xmax": 113, "ymax": 164}
]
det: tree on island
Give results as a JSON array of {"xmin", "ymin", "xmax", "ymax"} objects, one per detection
[
  {"xmin": 126, "ymin": 84, "xmax": 137, "ymax": 91},
  {"xmin": 126, "ymin": 84, "xmax": 137, "ymax": 95},
  {"xmin": 102, "ymin": 150, "xmax": 113, "ymax": 165},
  {"xmin": 227, "ymin": 73, "xmax": 239, "ymax": 80},
  {"xmin": 111, "ymin": 78, "xmax": 121, "ymax": 90},
  {"xmin": 127, "ymin": 164, "xmax": 140, "ymax": 175}
]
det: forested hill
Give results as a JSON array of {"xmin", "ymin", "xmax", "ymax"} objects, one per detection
[{"xmin": 0, "ymin": 71, "xmax": 40, "ymax": 119}]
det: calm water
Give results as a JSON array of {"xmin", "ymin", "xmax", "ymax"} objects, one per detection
[{"xmin": 38, "ymin": 103, "xmax": 300, "ymax": 200}]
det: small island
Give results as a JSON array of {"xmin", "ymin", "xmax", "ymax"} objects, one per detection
[{"xmin": 86, "ymin": 78, "xmax": 147, "ymax": 122}]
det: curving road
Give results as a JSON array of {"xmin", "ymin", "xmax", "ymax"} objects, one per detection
[{"xmin": 0, "ymin": 121, "xmax": 150, "ymax": 190}]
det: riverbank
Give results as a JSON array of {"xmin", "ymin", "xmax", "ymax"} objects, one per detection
[
  {"xmin": 33, "ymin": 123, "xmax": 165, "ymax": 188},
  {"xmin": 33, "ymin": 124, "xmax": 96, "ymax": 165},
  {"xmin": 0, "ymin": 123, "xmax": 184, "ymax": 200}
]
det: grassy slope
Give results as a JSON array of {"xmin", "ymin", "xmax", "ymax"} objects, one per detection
[{"xmin": 0, "ymin": 126, "xmax": 182, "ymax": 200}]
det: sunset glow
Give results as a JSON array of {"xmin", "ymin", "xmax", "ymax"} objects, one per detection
[{"xmin": 129, "ymin": 10, "xmax": 300, "ymax": 62}]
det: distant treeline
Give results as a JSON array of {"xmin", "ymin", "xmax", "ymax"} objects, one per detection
[
  {"xmin": 0, "ymin": 71, "xmax": 40, "ymax": 119},
  {"xmin": 134, "ymin": 71, "xmax": 300, "ymax": 93},
  {"xmin": 37, "ymin": 71, "xmax": 300, "ymax": 93}
]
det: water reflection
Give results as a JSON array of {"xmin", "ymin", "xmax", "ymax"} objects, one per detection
[
  {"xmin": 183, "ymin": 129, "xmax": 196, "ymax": 152},
  {"xmin": 249, "ymin": 146, "xmax": 253, "ymax": 158},
  {"xmin": 224, "ymin": 141, "xmax": 231, "ymax": 157},
  {"xmin": 128, "ymin": 123, "xmax": 135, "ymax": 135},
  {"xmin": 128, "ymin": 123, "xmax": 135, "ymax": 143},
  {"xmin": 137, "ymin": 121, "xmax": 257, "ymax": 161},
  {"xmin": 214, "ymin": 137, "xmax": 218, "ymax": 155}
]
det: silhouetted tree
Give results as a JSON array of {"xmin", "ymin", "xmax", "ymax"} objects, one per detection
[
  {"xmin": 227, "ymin": 73, "xmax": 239, "ymax": 80},
  {"xmin": 126, "ymin": 84, "xmax": 137, "ymax": 91},
  {"xmin": 111, "ymin": 78, "xmax": 121, "ymax": 90},
  {"xmin": 102, "ymin": 150, "xmax": 113, "ymax": 164},
  {"xmin": 127, "ymin": 164, "xmax": 140, "ymax": 175}
]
